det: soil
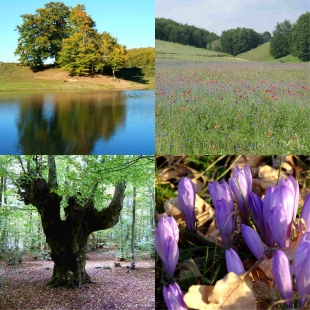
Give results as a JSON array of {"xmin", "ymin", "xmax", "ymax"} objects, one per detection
[{"xmin": 0, "ymin": 250, "xmax": 155, "ymax": 310}]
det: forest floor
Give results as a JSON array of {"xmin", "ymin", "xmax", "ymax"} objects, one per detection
[
  {"xmin": 0, "ymin": 64, "xmax": 154, "ymax": 91},
  {"xmin": 0, "ymin": 250, "xmax": 155, "ymax": 310}
]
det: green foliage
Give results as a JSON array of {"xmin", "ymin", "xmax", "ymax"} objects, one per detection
[
  {"xmin": 209, "ymin": 40, "xmax": 223, "ymax": 52},
  {"xmin": 127, "ymin": 47, "xmax": 155, "ymax": 67},
  {"xmin": 270, "ymin": 19, "xmax": 292, "ymax": 59},
  {"xmin": 220, "ymin": 27, "xmax": 263, "ymax": 56},
  {"xmin": 155, "ymin": 18, "xmax": 219, "ymax": 48},
  {"xmin": 290, "ymin": 12, "xmax": 310, "ymax": 62},
  {"xmin": 262, "ymin": 31, "xmax": 272, "ymax": 43},
  {"xmin": 14, "ymin": 2, "xmax": 71, "ymax": 69}
]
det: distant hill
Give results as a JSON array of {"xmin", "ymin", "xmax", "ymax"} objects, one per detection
[
  {"xmin": 237, "ymin": 42, "xmax": 301, "ymax": 63},
  {"xmin": 156, "ymin": 40, "xmax": 231, "ymax": 60}
]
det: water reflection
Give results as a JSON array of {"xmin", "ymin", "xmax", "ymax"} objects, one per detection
[{"xmin": 0, "ymin": 90, "xmax": 154, "ymax": 154}]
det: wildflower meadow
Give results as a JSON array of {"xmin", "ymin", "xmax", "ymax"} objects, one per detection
[
  {"xmin": 155, "ymin": 155, "xmax": 310, "ymax": 309},
  {"xmin": 156, "ymin": 59, "xmax": 310, "ymax": 154}
]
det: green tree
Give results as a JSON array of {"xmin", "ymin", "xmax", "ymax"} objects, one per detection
[
  {"xmin": 262, "ymin": 31, "xmax": 272, "ymax": 43},
  {"xmin": 0, "ymin": 155, "xmax": 154, "ymax": 288},
  {"xmin": 290, "ymin": 12, "xmax": 310, "ymax": 62},
  {"xmin": 14, "ymin": 2, "xmax": 70, "ymax": 69},
  {"xmin": 269, "ymin": 19, "xmax": 292, "ymax": 59}
]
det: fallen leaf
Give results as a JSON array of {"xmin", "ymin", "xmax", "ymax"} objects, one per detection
[{"xmin": 183, "ymin": 285, "xmax": 214, "ymax": 309}]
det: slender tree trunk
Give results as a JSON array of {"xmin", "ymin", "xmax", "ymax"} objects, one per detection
[
  {"xmin": 17, "ymin": 156, "xmax": 126, "ymax": 288},
  {"xmin": 130, "ymin": 187, "xmax": 136, "ymax": 270},
  {"xmin": 119, "ymin": 214, "xmax": 125, "ymax": 261}
]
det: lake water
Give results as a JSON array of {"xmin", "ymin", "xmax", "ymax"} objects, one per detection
[{"xmin": 0, "ymin": 90, "xmax": 154, "ymax": 154}]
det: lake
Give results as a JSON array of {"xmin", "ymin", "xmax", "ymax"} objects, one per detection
[{"xmin": 0, "ymin": 90, "xmax": 154, "ymax": 154}]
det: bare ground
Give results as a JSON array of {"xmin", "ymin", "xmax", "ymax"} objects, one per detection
[
  {"xmin": 0, "ymin": 251, "xmax": 155, "ymax": 310},
  {"xmin": 33, "ymin": 68, "xmax": 144, "ymax": 89}
]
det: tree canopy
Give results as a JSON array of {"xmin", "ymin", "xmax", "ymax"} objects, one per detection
[
  {"xmin": 15, "ymin": 2, "xmax": 127, "ymax": 75},
  {"xmin": 290, "ymin": 12, "xmax": 310, "ymax": 62},
  {"xmin": 269, "ymin": 19, "xmax": 292, "ymax": 59},
  {"xmin": 220, "ymin": 27, "xmax": 263, "ymax": 56}
]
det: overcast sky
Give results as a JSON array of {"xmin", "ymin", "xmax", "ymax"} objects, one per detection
[
  {"xmin": 0, "ymin": 0, "xmax": 154, "ymax": 62},
  {"xmin": 156, "ymin": 0, "xmax": 309, "ymax": 35}
]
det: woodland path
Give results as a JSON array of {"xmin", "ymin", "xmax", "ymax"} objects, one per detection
[{"xmin": 0, "ymin": 251, "xmax": 155, "ymax": 310}]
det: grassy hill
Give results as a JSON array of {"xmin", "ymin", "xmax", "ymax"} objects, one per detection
[
  {"xmin": 0, "ymin": 63, "xmax": 154, "ymax": 92},
  {"xmin": 156, "ymin": 39, "xmax": 232, "ymax": 60},
  {"xmin": 237, "ymin": 42, "xmax": 302, "ymax": 63}
]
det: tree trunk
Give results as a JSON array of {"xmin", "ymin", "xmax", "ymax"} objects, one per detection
[
  {"xmin": 17, "ymin": 156, "xmax": 126, "ymax": 288},
  {"xmin": 130, "ymin": 187, "xmax": 136, "ymax": 270}
]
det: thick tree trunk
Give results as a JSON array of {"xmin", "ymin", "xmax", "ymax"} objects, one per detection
[{"xmin": 17, "ymin": 157, "xmax": 126, "ymax": 288}]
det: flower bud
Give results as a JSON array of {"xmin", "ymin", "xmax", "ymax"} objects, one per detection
[
  {"xmin": 216, "ymin": 198, "xmax": 234, "ymax": 244},
  {"xmin": 249, "ymin": 192, "xmax": 264, "ymax": 234},
  {"xmin": 269, "ymin": 205, "xmax": 287, "ymax": 248},
  {"xmin": 262, "ymin": 186, "xmax": 275, "ymax": 247},
  {"xmin": 229, "ymin": 164, "xmax": 252, "ymax": 217},
  {"xmin": 163, "ymin": 282, "xmax": 187, "ymax": 310},
  {"xmin": 163, "ymin": 236, "xmax": 179, "ymax": 278},
  {"xmin": 294, "ymin": 232, "xmax": 310, "ymax": 307},
  {"xmin": 273, "ymin": 250, "xmax": 294, "ymax": 308},
  {"xmin": 178, "ymin": 177, "xmax": 196, "ymax": 234},
  {"xmin": 241, "ymin": 224, "xmax": 265, "ymax": 260},
  {"xmin": 225, "ymin": 248, "xmax": 245, "ymax": 276},
  {"xmin": 209, "ymin": 179, "xmax": 234, "ymax": 210}
]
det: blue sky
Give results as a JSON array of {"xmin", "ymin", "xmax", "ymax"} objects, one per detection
[
  {"xmin": 156, "ymin": 0, "xmax": 309, "ymax": 36},
  {"xmin": 0, "ymin": 0, "xmax": 154, "ymax": 62}
]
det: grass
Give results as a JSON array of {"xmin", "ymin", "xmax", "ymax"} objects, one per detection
[
  {"xmin": 0, "ymin": 63, "xmax": 154, "ymax": 92},
  {"xmin": 156, "ymin": 41, "xmax": 310, "ymax": 154},
  {"xmin": 237, "ymin": 42, "xmax": 302, "ymax": 63}
]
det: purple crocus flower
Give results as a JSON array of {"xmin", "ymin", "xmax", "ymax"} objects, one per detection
[
  {"xmin": 273, "ymin": 250, "xmax": 294, "ymax": 308},
  {"xmin": 163, "ymin": 282, "xmax": 187, "ymax": 310},
  {"xmin": 294, "ymin": 232, "xmax": 310, "ymax": 307},
  {"xmin": 300, "ymin": 195, "xmax": 310, "ymax": 232},
  {"xmin": 269, "ymin": 205, "xmax": 288, "ymax": 248},
  {"xmin": 216, "ymin": 198, "xmax": 234, "ymax": 244},
  {"xmin": 262, "ymin": 186, "xmax": 275, "ymax": 247},
  {"xmin": 155, "ymin": 215, "xmax": 179, "ymax": 278},
  {"xmin": 225, "ymin": 248, "xmax": 245, "ymax": 276},
  {"xmin": 155, "ymin": 214, "xmax": 179, "ymax": 261},
  {"xmin": 178, "ymin": 177, "xmax": 196, "ymax": 234},
  {"xmin": 209, "ymin": 179, "xmax": 234, "ymax": 210},
  {"xmin": 241, "ymin": 224, "xmax": 265, "ymax": 260},
  {"xmin": 229, "ymin": 164, "xmax": 252, "ymax": 217},
  {"xmin": 270, "ymin": 184, "xmax": 295, "ymax": 247},
  {"xmin": 249, "ymin": 192, "xmax": 264, "ymax": 234}
]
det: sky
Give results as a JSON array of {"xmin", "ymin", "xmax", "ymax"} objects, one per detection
[
  {"xmin": 0, "ymin": 0, "xmax": 154, "ymax": 62},
  {"xmin": 156, "ymin": 0, "xmax": 309, "ymax": 36}
]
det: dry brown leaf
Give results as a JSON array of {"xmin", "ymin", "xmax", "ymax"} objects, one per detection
[
  {"xmin": 252, "ymin": 280, "xmax": 278, "ymax": 302},
  {"xmin": 183, "ymin": 285, "xmax": 214, "ymax": 309},
  {"xmin": 197, "ymin": 220, "xmax": 221, "ymax": 245},
  {"xmin": 184, "ymin": 273, "xmax": 256, "ymax": 310},
  {"xmin": 258, "ymin": 165, "xmax": 286, "ymax": 188}
]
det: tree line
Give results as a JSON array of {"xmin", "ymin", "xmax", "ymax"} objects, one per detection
[
  {"xmin": 15, "ymin": 2, "xmax": 126, "ymax": 76},
  {"xmin": 270, "ymin": 12, "xmax": 310, "ymax": 61},
  {"xmin": 156, "ymin": 13, "xmax": 309, "ymax": 61}
]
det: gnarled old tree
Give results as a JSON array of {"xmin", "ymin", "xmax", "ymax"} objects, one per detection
[{"xmin": 16, "ymin": 156, "xmax": 126, "ymax": 288}]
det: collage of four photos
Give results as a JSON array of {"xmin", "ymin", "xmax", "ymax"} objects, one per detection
[{"xmin": 0, "ymin": 0, "xmax": 309, "ymax": 309}]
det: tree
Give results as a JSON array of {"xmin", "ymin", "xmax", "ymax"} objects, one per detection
[
  {"xmin": 269, "ymin": 20, "xmax": 292, "ymax": 59},
  {"xmin": 14, "ymin": 2, "xmax": 71, "ymax": 69},
  {"xmin": 2, "ymin": 155, "xmax": 153, "ymax": 288},
  {"xmin": 262, "ymin": 31, "xmax": 272, "ymax": 43},
  {"xmin": 290, "ymin": 12, "xmax": 310, "ymax": 62}
]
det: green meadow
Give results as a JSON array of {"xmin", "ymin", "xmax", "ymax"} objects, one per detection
[{"xmin": 156, "ymin": 40, "xmax": 310, "ymax": 154}]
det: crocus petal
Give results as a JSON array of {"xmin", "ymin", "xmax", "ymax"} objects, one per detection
[
  {"xmin": 300, "ymin": 195, "xmax": 310, "ymax": 232},
  {"xmin": 178, "ymin": 177, "xmax": 196, "ymax": 233},
  {"xmin": 262, "ymin": 186, "xmax": 275, "ymax": 247},
  {"xmin": 271, "ymin": 185, "xmax": 295, "ymax": 247},
  {"xmin": 273, "ymin": 250, "xmax": 294, "ymax": 308},
  {"xmin": 163, "ymin": 236, "xmax": 179, "ymax": 277},
  {"xmin": 269, "ymin": 205, "xmax": 288, "ymax": 248},
  {"xmin": 294, "ymin": 232, "xmax": 310, "ymax": 307},
  {"xmin": 155, "ymin": 215, "xmax": 179, "ymax": 261},
  {"xmin": 163, "ymin": 283, "xmax": 187, "ymax": 310},
  {"xmin": 216, "ymin": 198, "xmax": 234, "ymax": 244},
  {"xmin": 225, "ymin": 248, "xmax": 245, "ymax": 276},
  {"xmin": 229, "ymin": 164, "xmax": 252, "ymax": 217},
  {"xmin": 241, "ymin": 224, "xmax": 265, "ymax": 260},
  {"xmin": 249, "ymin": 192, "xmax": 264, "ymax": 234},
  {"xmin": 209, "ymin": 180, "xmax": 234, "ymax": 210}
]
